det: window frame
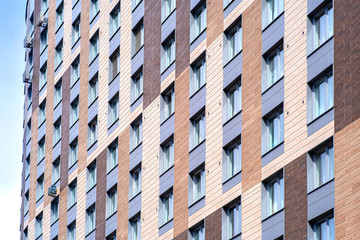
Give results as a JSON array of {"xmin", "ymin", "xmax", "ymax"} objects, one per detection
[
  {"xmin": 190, "ymin": 111, "xmax": 206, "ymax": 150},
  {"xmin": 190, "ymin": 0, "xmax": 207, "ymax": 43},
  {"xmin": 53, "ymin": 118, "xmax": 61, "ymax": 146},
  {"xmin": 129, "ymin": 165, "xmax": 142, "ymax": 199},
  {"xmin": 161, "ymin": 86, "xmax": 175, "ymax": 123},
  {"xmin": 89, "ymin": 32, "xmax": 99, "ymax": 64},
  {"xmin": 40, "ymin": 26, "xmax": 48, "ymax": 54},
  {"xmin": 35, "ymin": 213, "xmax": 43, "ymax": 238},
  {"xmin": 67, "ymin": 180, "xmax": 77, "ymax": 209},
  {"xmin": 89, "ymin": 0, "xmax": 100, "ymax": 22},
  {"xmin": 107, "ymin": 186, "xmax": 118, "ymax": 218},
  {"xmin": 161, "ymin": 137, "xmax": 174, "ymax": 174},
  {"xmin": 262, "ymin": 0, "xmax": 284, "ymax": 29},
  {"xmin": 310, "ymin": 212, "xmax": 335, "ymax": 240},
  {"xmin": 36, "ymin": 174, "xmax": 44, "ymax": 201},
  {"xmin": 72, "ymin": 16, "xmax": 81, "ymax": 47},
  {"xmin": 224, "ymin": 78, "xmax": 242, "ymax": 122},
  {"xmin": 71, "ymin": 56, "xmax": 80, "ymax": 87},
  {"xmin": 69, "ymin": 138, "xmax": 78, "ymax": 168},
  {"xmin": 161, "ymin": 0, "xmax": 176, "ymax": 22},
  {"xmin": 222, "ymin": 200, "xmax": 242, "ymax": 240},
  {"xmin": 130, "ymin": 118, "xmax": 143, "ymax": 151},
  {"xmin": 189, "ymin": 165, "xmax": 205, "ymax": 206},
  {"xmin": 55, "ymin": 2, "xmax": 64, "ymax": 31},
  {"xmin": 88, "ymin": 75, "xmax": 99, "ymax": 106},
  {"xmin": 67, "ymin": 222, "xmax": 76, "ymax": 240},
  {"xmin": 161, "ymin": 33, "xmax": 176, "ymax": 72},
  {"xmin": 85, "ymin": 204, "xmax": 96, "ymax": 235},
  {"xmin": 159, "ymin": 189, "xmax": 174, "ymax": 226},
  {"xmin": 55, "ymin": 40, "xmax": 63, "ymax": 69},
  {"xmin": 262, "ymin": 106, "xmax": 284, "ymax": 154},
  {"xmin": 52, "ymin": 158, "xmax": 60, "ymax": 184},
  {"xmin": 107, "ymin": 141, "xmax": 118, "ymax": 173},
  {"xmin": 37, "ymin": 138, "xmax": 45, "ymax": 164},
  {"xmin": 50, "ymin": 197, "xmax": 59, "ymax": 225},
  {"xmin": 110, "ymin": 4, "xmax": 121, "ymax": 38},
  {"xmin": 131, "ymin": 69, "xmax": 143, "ymax": 104},
  {"xmin": 109, "ymin": 49, "xmax": 120, "ymax": 82},
  {"xmin": 39, "ymin": 62, "xmax": 47, "ymax": 90},
  {"xmin": 132, "ymin": 20, "xmax": 144, "ymax": 57},
  {"xmin": 129, "ymin": 214, "xmax": 141, "ymax": 240},
  {"xmin": 86, "ymin": 161, "xmax": 97, "ymax": 191},
  {"xmin": 262, "ymin": 172, "xmax": 284, "ymax": 219},
  {"xmin": 189, "ymin": 221, "xmax": 205, "ymax": 240},
  {"xmin": 263, "ymin": 43, "xmax": 284, "ymax": 91},
  {"xmin": 223, "ymin": 138, "xmax": 242, "ymax": 182},
  {"xmin": 70, "ymin": 97, "xmax": 79, "ymax": 127},
  {"xmin": 224, "ymin": 19, "xmax": 242, "ymax": 64},
  {"xmin": 54, "ymin": 79, "xmax": 62, "ymax": 107},
  {"xmin": 190, "ymin": 54, "xmax": 206, "ymax": 96}
]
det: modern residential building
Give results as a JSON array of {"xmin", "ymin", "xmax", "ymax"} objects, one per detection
[{"xmin": 19, "ymin": 0, "xmax": 359, "ymax": 239}]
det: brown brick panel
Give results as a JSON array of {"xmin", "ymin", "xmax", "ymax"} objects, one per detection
[
  {"xmin": 207, "ymin": 0, "xmax": 223, "ymax": 47},
  {"xmin": 58, "ymin": 187, "xmax": 68, "ymax": 240},
  {"xmin": 117, "ymin": 127, "xmax": 130, "ymax": 240},
  {"xmin": 175, "ymin": 0, "xmax": 190, "ymax": 78},
  {"xmin": 174, "ymin": 231, "xmax": 187, "ymax": 240},
  {"xmin": 284, "ymin": 153, "xmax": 307, "ymax": 239},
  {"xmin": 143, "ymin": 0, "xmax": 161, "ymax": 109},
  {"xmin": 241, "ymin": 0, "xmax": 262, "ymax": 193},
  {"xmin": 205, "ymin": 208, "xmax": 222, "ymax": 239},
  {"xmin": 334, "ymin": 0, "xmax": 360, "ymax": 133},
  {"xmin": 95, "ymin": 147, "xmax": 107, "ymax": 238},
  {"xmin": 173, "ymin": 68, "xmax": 190, "ymax": 237}
]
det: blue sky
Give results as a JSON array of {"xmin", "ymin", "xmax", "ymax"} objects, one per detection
[{"xmin": 0, "ymin": 0, "xmax": 27, "ymax": 237}]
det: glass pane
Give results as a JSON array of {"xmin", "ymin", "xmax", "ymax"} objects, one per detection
[
  {"xmin": 327, "ymin": 7, "xmax": 333, "ymax": 39},
  {"xmin": 327, "ymin": 74, "xmax": 334, "ymax": 108}
]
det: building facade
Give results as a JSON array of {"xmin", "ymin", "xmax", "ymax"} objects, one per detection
[{"xmin": 19, "ymin": 0, "xmax": 360, "ymax": 239}]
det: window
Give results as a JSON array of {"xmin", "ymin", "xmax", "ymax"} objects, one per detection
[
  {"xmin": 225, "ymin": 79, "xmax": 242, "ymax": 121},
  {"xmin": 26, "ymin": 120, "xmax": 31, "ymax": 144},
  {"xmin": 189, "ymin": 166, "xmax": 205, "ymax": 205},
  {"xmin": 24, "ymin": 191, "xmax": 29, "ymax": 215},
  {"xmin": 107, "ymin": 187, "xmax": 117, "ymax": 218},
  {"xmin": 52, "ymin": 158, "xmax": 60, "ymax": 184},
  {"xmin": 108, "ymin": 95, "xmax": 119, "ymax": 127},
  {"xmin": 263, "ymin": 44, "xmax": 283, "ymax": 90},
  {"xmin": 190, "ymin": 111, "xmax": 206, "ymax": 149},
  {"xmin": 67, "ymin": 222, "xmax": 76, "ymax": 240},
  {"xmin": 38, "ymin": 138, "xmax": 45, "ymax": 164},
  {"xmin": 25, "ymin": 156, "xmax": 30, "ymax": 179},
  {"xmin": 89, "ymin": 32, "xmax": 99, "ymax": 63},
  {"xmin": 310, "ymin": 3, "xmax": 333, "ymax": 52},
  {"xmin": 71, "ymin": 56, "xmax": 80, "ymax": 86},
  {"xmin": 132, "ymin": 21, "xmax": 144, "ymax": 56},
  {"xmin": 110, "ymin": 49, "xmax": 120, "ymax": 81},
  {"xmin": 86, "ymin": 205, "xmax": 96, "ymax": 234},
  {"xmin": 310, "ymin": 71, "xmax": 334, "ymax": 120},
  {"xmin": 223, "ymin": 0, "xmax": 233, "ymax": 9},
  {"xmin": 90, "ymin": 0, "xmax": 99, "ymax": 21},
  {"xmin": 161, "ymin": 138, "xmax": 174, "ymax": 174},
  {"xmin": 72, "ymin": 0, "xmax": 79, "ymax": 8},
  {"xmin": 161, "ymin": 87, "xmax": 175, "ymax": 122},
  {"xmin": 223, "ymin": 139, "xmax": 241, "ymax": 181},
  {"xmin": 223, "ymin": 201, "xmax": 241, "ymax": 239},
  {"xmin": 55, "ymin": 41, "xmax": 63, "ymax": 68},
  {"xmin": 129, "ymin": 166, "xmax": 141, "ymax": 198},
  {"xmin": 107, "ymin": 232, "xmax": 117, "ymax": 240},
  {"xmin": 38, "ymin": 100, "xmax": 46, "ymax": 126},
  {"xmin": 29, "ymin": 49, "xmax": 33, "ymax": 69},
  {"xmin": 308, "ymin": 142, "xmax": 334, "ymax": 192},
  {"xmin": 130, "ymin": 118, "xmax": 142, "ymax": 150},
  {"xmin": 54, "ymin": 80, "xmax": 62, "ymax": 107},
  {"xmin": 310, "ymin": 214, "xmax": 334, "ymax": 240},
  {"xmin": 41, "ymin": 0, "xmax": 48, "ymax": 13},
  {"xmin": 161, "ymin": 33, "xmax": 176, "ymax": 72},
  {"xmin": 51, "ymin": 197, "xmax": 59, "ymax": 224},
  {"xmin": 68, "ymin": 181, "xmax": 77, "ymax": 208},
  {"xmin": 160, "ymin": 190, "xmax": 173, "ymax": 225},
  {"xmin": 189, "ymin": 222, "xmax": 205, "ymax": 240},
  {"xmin": 263, "ymin": 173, "xmax": 284, "ymax": 218},
  {"xmin": 131, "ymin": 70, "xmax": 143, "ymax": 104},
  {"xmin": 72, "ymin": 17, "xmax": 81, "ymax": 46},
  {"xmin": 55, "ymin": 2, "xmax": 64, "ymax": 30},
  {"xmin": 132, "ymin": 0, "xmax": 142, "ymax": 10},
  {"xmin": 190, "ymin": 1, "xmax": 207, "ymax": 42},
  {"xmin": 69, "ymin": 97, "xmax": 79, "ymax": 127},
  {"xmin": 24, "ymin": 227, "xmax": 28, "ymax": 240},
  {"xmin": 40, "ymin": 27, "xmax": 48, "ymax": 53},
  {"xmin": 87, "ymin": 161, "xmax": 97, "ymax": 190},
  {"xmin": 69, "ymin": 139, "xmax": 78, "ymax": 167},
  {"xmin": 35, "ymin": 213, "xmax": 43, "ymax": 238},
  {"xmin": 129, "ymin": 215, "xmax": 141, "ymax": 240},
  {"xmin": 263, "ymin": 0, "xmax": 284, "ymax": 28},
  {"xmin": 110, "ymin": 5, "xmax": 121, "ymax": 37},
  {"xmin": 161, "ymin": 0, "xmax": 175, "ymax": 22},
  {"xmin": 29, "ymin": 13, "xmax": 34, "ymax": 36},
  {"xmin": 36, "ymin": 175, "xmax": 44, "ymax": 201},
  {"xmin": 53, "ymin": 118, "xmax": 61, "ymax": 146},
  {"xmin": 107, "ymin": 141, "xmax": 118, "ymax": 172},
  {"xmin": 263, "ymin": 107, "xmax": 283, "ymax": 153},
  {"xmin": 190, "ymin": 55, "xmax": 206, "ymax": 95},
  {"xmin": 224, "ymin": 20, "xmax": 242, "ymax": 63},
  {"xmin": 88, "ymin": 118, "xmax": 98, "ymax": 148},
  {"xmin": 88, "ymin": 76, "xmax": 98, "ymax": 106},
  {"xmin": 40, "ymin": 63, "xmax": 47, "ymax": 90},
  {"xmin": 27, "ymin": 83, "xmax": 32, "ymax": 109}
]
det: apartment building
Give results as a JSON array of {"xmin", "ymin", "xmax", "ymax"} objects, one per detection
[{"xmin": 19, "ymin": 0, "xmax": 359, "ymax": 239}]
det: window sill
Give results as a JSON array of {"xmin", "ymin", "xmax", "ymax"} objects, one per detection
[
  {"xmin": 85, "ymin": 228, "xmax": 96, "ymax": 238},
  {"xmin": 53, "ymin": 138, "xmax": 61, "ymax": 148},
  {"xmin": 25, "ymin": 174, "xmax": 30, "ymax": 181},
  {"xmin": 37, "ymin": 157, "xmax": 45, "ymax": 166},
  {"xmin": 89, "ymin": 11, "xmax": 100, "ymax": 25},
  {"xmin": 72, "ymin": 0, "xmax": 79, "ymax": 9},
  {"xmin": 189, "ymin": 195, "xmax": 205, "ymax": 208},
  {"xmin": 262, "ymin": 140, "xmax": 284, "ymax": 158},
  {"xmin": 87, "ymin": 140, "xmax": 98, "ymax": 151},
  {"xmin": 27, "ymin": 102, "xmax": 32, "ymax": 111},
  {"xmin": 35, "ymin": 233, "xmax": 43, "ymax": 240},
  {"xmin": 189, "ymin": 139, "xmax": 206, "ymax": 154},
  {"xmin": 223, "ymin": 50, "xmax": 242, "ymax": 69},
  {"xmin": 161, "ymin": 60, "xmax": 175, "ymax": 75},
  {"xmin": 71, "ymin": 37, "xmax": 81, "ymax": 49},
  {"xmin": 307, "ymin": 36, "xmax": 333, "ymax": 58},
  {"xmin": 108, "ymin": 118, "xmax": 119, "ymax": 130},
  {"xmin": 106, "ymin": 211, "xmax": 117, "ymax": 221},
  {"xmin": 38, "ymin": 119, "xmax": 46, "ymax": 129},
  {"xmin": 307, "ymin": 107, "xmax": 334, "ymax": 126},
  {"xmin": 109, "ymin": 27, "xmax": 121, "ymax": 41},
  {"xmin": 53, "ymin": 99, "xmax": 62, "ymax": 110},
  {"xmin": 262, "ymin": 12, "xmax": 284, "ymax": 32},
  {"xmin": 159, "ymin": 217, "xmax": 174, "ymax": 229},
  {"xmin": 42, "ymin": 8, "xmax": 49, "ymax": 16},
  {"xmin": 107, "ymin": 163, "xmax": 118, "ymax": 175},
  {"xmin": 88, "ymin": 96, "xmax": 98, "ymax": 108},
  {"xmin": 109, "ymin": 72, "xmax": 120, "ymax": 85},
  {"xmin": 52, "ymin": 178, "xmax": 60, "ymax": 186},
  {"xmin": 70, "ymin": 78, "xmax": 80, "ymax": 89},
  {"xmin": 161, "ymin": 8, "xmax": 176, "ymax": 24},
  {"xmin": 69, "ymin": 118, "xmax": 79, "ymax": 129},
  {"xmin": 36, "ymin": 195, "xmax": 44, "ymax": 204},
  {"xmin": 40, "ymin": 45, "xmax": 48, "ymax": 56},
  {"xmin": 130, "ymin": 141, "xmax": 143, "ymax": 154},
  {"xmin": 26, "ymin": 138, "xmax": 31, "ymax": 146},
  {"xmin": 130, "ymin": 93, "xmax": 143, "ymax": 107},
  {"xmin": 39, "ymin": 82, "xmax": 47, "ymax": 94},
  {"xmin": 189, "ymin": 83, "xmax": 206, "ymax": 99},
  {"xmin": 307, "ymin": 178, "xmax": 334, "ymax": 195},
  {"xmin": 86, "ymin": 184, "xmax": 97, "ymax": 194},
  {"xmin": 129, "ymin": 191, "xmax": 141, "ymax": 202},
  {"xmin": 131, "ymin": 45, "xmax": 144, "ymax": 59},
  {"xmin": 160, "ymin": 112, "xmax": 175, "ymax": 126},
  {"xmin": 230, "ymin": 232, "xmax": 242, "ymax": 240},
  {"xmin": 223, "ymin": 0, "xmax": 235, "ymax": 11},
  {"xmin": 222, "ymin": 170, "xmax": 242, "ymax": 185},
  {"xmin": 68, "ymin": 160, "xmax": 78, "ymax": 170},
  {"xmin": 55, "ymin": 22, "xmax": 64, "ymax": 34},
  {"xmin": 190, "ymin": 27, "xmax": 207, "ymax": 45},
  {"xmin": 262, "ymin": 76, "xmax": 284, "ymax": 95},
  {"xmin": 50, "ymin": 218, "xmax": 59, "ymax": 227},
  {"xmin": 160, "ymin": 165, "xmax": 174, "ymax": 178},
  {"xmin": 67, "ymin": 202, "xmax": 77, "ymax": 211},
  {"xmin": 132, "ymin": 0, "xmax": 142, "ymax": 13},
  {"xmin": 262, "ymin": 207, "xmax": 284, "ymax": 222},
  {"xmin": 223, "ymin": 110, "xmax": 242, "ymax": 126},
  {"xmin": 54, "ymin": 61, "xmax": 63, "ymax": 72},
  {"xmin": 89, "ymin": 53, "xmax": 99, "ymax": 66}
]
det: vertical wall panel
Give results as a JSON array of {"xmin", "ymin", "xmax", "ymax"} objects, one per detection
[{"xmin": 175, "ymin": 0, "xmax": 190, "ymax": 77}]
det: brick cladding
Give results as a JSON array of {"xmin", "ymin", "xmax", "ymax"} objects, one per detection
[
  {"xmin": 207, "ymin": 0, "xmax": 223, "ymax": 46},
  {"xmin": 205, "ymin": 208, "xmax": 222, "ymax": 239},
  {"xmin": 95, "ymin": 147, "xmax": 107, "ymax": 239},
  {"xmin": 175, "ymin": 0, "xmax": 190, "ymax": 77}
]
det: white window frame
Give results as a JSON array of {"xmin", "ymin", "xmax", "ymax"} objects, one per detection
[
  {"xmin": 67, "ymin": 222, "xmax": 76, "ymax": 240},
  {"xmin": 310, "ymin": 3, "xmax": 333, "ymax": 52},
  {"xmin": 225, "ymin": 80, "xmax": 242, "ymax": 121},
  {"xmin": 129, "ymin": 215, "xmax": 141, "ymax": 240},
  {"xmin": 189, "ymin": 166, "xmax": 205, "ymax": 206},
  {"xmin": 159, "ymin": 190, "xmax": 173, "ymax": 226},
  {"xmin": 263, "ymin": 108, "xmax": 284, "ymax": 154},
  {"xmin": 189, "ymin": 223, "xmax": 205, "ymax": 240},
  {"xmin": 71, "ymin": 56, "xmax": 80, "ymax": 86},
  {"xmin": 25, "ymin": 156, "xmax": 31, "ymax": 179},
  {"xmin": 55, "ymin": 2, "xmax": 64, "ymax": 30},
  {"xmin": 40, "ymin": 27, "xmax": 48, "ymax": 54},
  {"xmin": 310, "ymin": 214, "xmax": 335, "ymax": 240},
  {"xmin": 190, "ymin": 1, "xmax": 207, "ymax": 42},
  {"xmin": 36, "ymin": 175, "xmax": 44, "ymax": 201},
  {"xmin": 263, "ymin": 45, "xmax": 284, "ymax": 91},
  {"xmin": 38, "ymin": 100, "xmax": 46, "ymax": 127},
  {"xmin": 161, "ymin": 0, "xmax": 175, "ymax": 22},
  {"xmin": 38, "ymin": 138, "xmax": 45, "ymax": 164},
  {"xmin": 161, "ymin": 33, "xmax": 176, "ymax": 72},
  {"xmin": 161, "ymin": 139, "xmax": 174, "ymax": 174},
  {"xmin": 40, "ymin": 63, "xmax": 47, "ymax": 90},
  {"xmin": 24, "ymin": 191, "xmax": 29, "ymax": 215},
  {"xmin": 110, "ymin": 49, "xmax": 120, "ymax": 81},
  {"xmin": 35, "ymin": 214, "xmax": 43, "ymax": 238},
  {"xmin": 41, "ymin": 0, "xmax": 48, "ymax": 13},
  {"xmin": 190, "ymin": 56, "xmax": 206, "ymax": 96},
  {"xmin": 262, "ymin": 0, "xmax": 284, "ymax": 28},
  {"xmin": 55, "ymin": 41, "xmax": 63, "ymax": 68}
]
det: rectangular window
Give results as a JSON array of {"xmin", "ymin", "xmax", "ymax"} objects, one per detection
[
  {"xmin": 159, "ymin": 190, "xmax": 173, "ymax": 225},
  {"xmin": 40, "ymin": 27, "xmax": 48, "ymax": 53},
  {"xmin": 107, "ymin": 187, "xmax": 117, "ymax": 218},
  {"xmin": 51, "ymin": 197, "xmax": 59, "ymax": 224},
  {"xmin": 67, "ymin": 222, "xmax": 76, "ymax": 240},
  {"xmin": 88, "ymin": 76, "xmax": 98, "ymax": 106},
  {"xmin": 72, "ymin": 17, "xmax": 81, "ymax": 46},
  {"xmin": 190, "ymin": 111, "xmax": 206, "ymax": 149},
  {"xmin": 310, "ymin": 71, "xmax": 334, "ymax": 120},
  {"xmin": 311, "ymin": 3, "xmax": 333, "ymax": 51},
  {"xmin": 29, "ymin": 49, "xmax": 33, "ymax": 69},
  {"xmin": 310, "ymin": 214, "xmax": 334, "ymax": 240},
  {"xmin": 38, "ymin": 100, "xmax": 46, "ymax": 127},
  {"xmin": 27, "ymin": 83, "xmax": 32, "ymax": 109},
  {"xmin": 90, "ymin": 0, "xmax": 99, "ymax": 21},
  {"xmin": 225, "ymin": 79, "xmax": 242, "ymax": 120},
  {"xmin": 131, "ymin": 70, "xmax": 143, "ymax": 104},
  {"xmin": 24, "ymin": 191, "xmax": 29, "ymax": 215},
  {"xmin": 161, "ymin": 33, "xmax": 175, "ymax": 72},
  {"xmin": 72, "ymin": 0, "xmax": 79, "ymax": 8},
  {"xmin": 53, "ymin": 118, "xmax": 61, "ymax": 146},
  {"xmin": 55, "ymin": 41, "xmax": 63, "ymax": 68},
  {"xmin": 71, "ymin": 56, "xmax": 80, "ymax": 86},
  {"xmin": 263, "ymin": 107, "xmax": 284, "ymax": 153},
  {"xmin": 132, "ymin": 21, "xmax": 144, "ymax": 56},
  {"xmin": 110, "ymin": 49, "xmax": 120, "ymax": 81},
  {"xmin": 36, "ymin": 175, "xmax": 44, "ymax": 201},
  {"xmin": 25, "ymin": 156, "xmax": 31, "ymax": 179},
  {"xmin": 263, "ymin": 0, "xmax": 284, "ymax": 28},
  {"xmin": 38, "ymin": 138, "xmax": 45, "ymax": 164},
  {"xmin": 55, "ymin": 2, "xmax": 64, "ymax": 30},
  {"xmin": 86, "ymin": 205, "xmax": 96, "ymax": 234},
  {"xmin": 29, "ymin": 13, "xmax": 34, "ymax": 36},
  {"xmin": 161, "ymin": 0, "xmax": 175, "ymax": 22},
  {"xmin": 189, "ymin": 222, "xmax": 205, "ymax": 240},
  {"xmin": 107, "ymin": 141, "xmax": 118, "ymax": 172},
  {"xmin": 70, "ymin": 97, "xmax": 79, "ymax": 126},
  {"xmin": 161, "ymin": 139, "xmax": 174, "ymax": 174},
  {"xmin": 87, "ymin": 118, "xmax": 98, "ymax": 148},
  {"xmin": 69, "ymin": 139, "xmax": 78, "ymax": 167},
  {"xmin": 224, "ymin": 139, "xmax": 241, "ymax": 181},
  {"xmin": 132, "ymin": 0, "xmax": 142, "ymax": 10},
  {"xmin": 40, "ymin": 63, "xmax": 47, "ymax": 90},
  {"xmin": 189, "ymin": 166, "xmax": 205, "ymax": 205},
  {"xmin": 41, "ymin": 0, "xmax": 48, "ymax": 13},
  {"xmin": 108, "ymin": 95, "xmax": 119, "ymax": 127},
  {"xmin": 130, "ymin": 118, "xmax": 142, "ymax": 150},
  {"xmin": 35, "ymin": 213, "xmax": 43, "ymax": 238},
  {"xmin": 190, "ymin": 56, "xmax": 206, "ymax": 95},
  {"xmin": 263, "ymin": 173, "xmax": 284, "ymax": 218},
  {"xmin": 87, "ymin": 162, "xmax": 97, "ymax": 190},
  {"xmin": 24, "ymin": 228, "xmax": 28, "ymax": 240},
  {"xmin": 52, "ymin": 158, "xmax": 60, "ymax": 184},
  {"xmin": 68, "ymin": 181, "xmax": 77, "ymax": 209},
  {"xmin": 110, "ymin": 5, "xmax": 121, "ymax": 37},
  {"xmin": 263, "ymin": 45, "xmax": 284, "ymax": 90},
  {"xmin": 161, "ymin": 87, "xmax": 175, "ymax": 122},
  {"xmin": 89, "ymin": 32, "xmax": 99, "ymax": 63},
  {"xmin": 26, "ymin": 120, "xmax": 31, "ymax": 144},
  {"xmin": 130, "ymin": 166, "xmax": 141, "ymax": 198},
  {"xmin": 223, "ymin": 201, "xmax": 241, "ymax": 239},
  {"xmin": 190, "ymin": 1, "xmax": 207, "ymax": 42},
  {"xmin": 129, "ymin": 215, "xmax": 141, "ymax": 240},
  {"xmin": 224, "ymin": 20, "xmax": 242, "ymax": 63},
  {"xmin": 54, "ymin": 80, "xmax": 62, "ymax": 107}
]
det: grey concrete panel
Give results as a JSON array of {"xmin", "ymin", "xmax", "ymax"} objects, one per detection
[
  {"xmin": 37, "ymin": 159, "xmax": 45, "ymax": 179},
  {"xmin": 262, "ymin": 78, "xmax": 284, "ymax": 117},
  {"xmin": 189, "ymin": 140, "xmax": 206, "ymax": 173},
  {"xmin": 131, "ymin": 47, "xmax": 144, "ymax": 76},
  {"xmin": 223, "ymin": 112, "xmax": 242, "ymax": 147},
  {"xmin": 55, "ymin": 25, "xmax": 63, "ymax": 47},
  {"xmin": 161, "ymin": 62, "xmax": 175, "ymax": 82},
  {"xmin": 39, "ymin": 82, "xmax": 47, "ymax": 98},
  {"xmin": 308, "ymin": 0, "xmax": 327, "ymax": 15},
  {"xmin": 262, "ymin": 142, "xmax": 284, "ymax": 166},
  {"xmin": 108, "ymin": 75, "xmax": 120, "ymax": 100},
  {"xmin": 307, "ymin": 38, "xmax": 333, "ymax": 81},
  {"xmin": 307, "ymin": 108, "xmax": 334, "ymax": 136},
  {"xmin": 50, "ymin": 219, "xmax": 59, "ymax": 240},
  {"xmin": 159, "ymin": 219, "xmax": 174, "ymax": 236},
  {"xmin": 70, "ymin": 79, "xmax": 80, "ymax": 102},
  {"xmin": 109, "ymin": 30, "xmax": 121, "ymax": 55},
  {"xmin": 106, "ymin": 166, "xmax": 118, "ymax": 191},
  {"xmin": 68, "ymin": 162, "xmax": 78, "ymax": 175},
  {"xmin": 90, "ymin": 12, "xmax": 100, "ymax": 31},
  {"xmin": 308, "ymin": 180, "xmax": 334, "ymax": 221},
  {"xmin": 40, "ymin": 48, "xmax": 47, "ymax": 68},
  {"xmin": 224, "ymin": 0, "xmax": 242, "ymax": 18},
  {"xmin": 189, "ymin": 197, "xmax": 205, "ymax": 216},
  {"xmin": 89, "ymin": 57, "xmax": 99, "ymax": 81},
  {"xmin": 223, "ymin": 52, "xmax": 242, "ymax": 87},
  {"xmin": 189, "ymin": 85, "xmax": 206, "ymax": 117},
  {"xmin": 86, "ymin": 186, "xmax": 97, "ymax": 209},
  {"xmin": 161, "ymin": 11, "xmax": 176, "ymax": 43},
  {"xmin": 128, "ymin": 193, "xmax": 141, "ymax": 219},
  {"xmin": 87, "ymin": 99, "xmax": 98, "ymax": 124},
  {"xmin": 53, "ymin": 102, "xmax": 62, "ymax": 123},
  {"xmin": 69, "ymin": 121, "xmax": 79, "ymax": 144},
  {"xmin": 132, "ymin": 1, "xmax": 144, "ymax": 29},
  {"xmin": 67, "ymin": 204, "xmax": 77, "ymax": 225},
  {"xmin": 262, "ymin": 14, "xmax": 284, "ymax": 55},
  {"xmin": 130, "ymin": 95, "xmax": 143, "ymax": 113},
  {"xmin": 160, "ymin": 114, "xmax": 175, "ymax": 144},
  {"xmin": 71, "ymin": 38, "xmax": 81, "ymax": 54},
  {"xmin": 159, "ymin": 166, "xmax": 174, "ymax": 195},
  {"xmin": 36, "ymin": 196, "xmax": 44, "ymax": 209},
  {"xmin": 25, "ymin": 175, "xmax": 30, "ymax": 192},
  {"xmin": 85, "ymin": 230, "xmax": 96, "ymax": 240},
  {"xmin": 55, "ymin": 62, "xmax": 63, "ymax": 77},
  {"xmin": 38, "ymin": 121, "xmax": 46, "ymax": 141},
  {"xmin": 52, "ymin": 140, "xmax": 61, "ymax": 162},
  {"xmin": 87, "ymin": 141, "xmax": 98, "ymax": 156},
  {"xmin": 222, "ymin": 172, "xmax": 242, "ymax": 193},
  {"xmin": 190, "ymin": 30, "xmax": 206, "ymax": 53},
  {"xmin": 129, "ymin": 144, "xmax": 142, "ymax": 171},
  {"xmin": 108, "ymin": 120, "xmax": 119, "ymax": 136},
  {"xmin": 106, "ymin": 213, "xmax": 118, "ymax": 237},
  {"xmin": 72, "ymin": 2, "xmax": 81, "ymax": 23},
  {"xmin": 262, "ymin": 209, "xmax": 284, "ymax": 240}
]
